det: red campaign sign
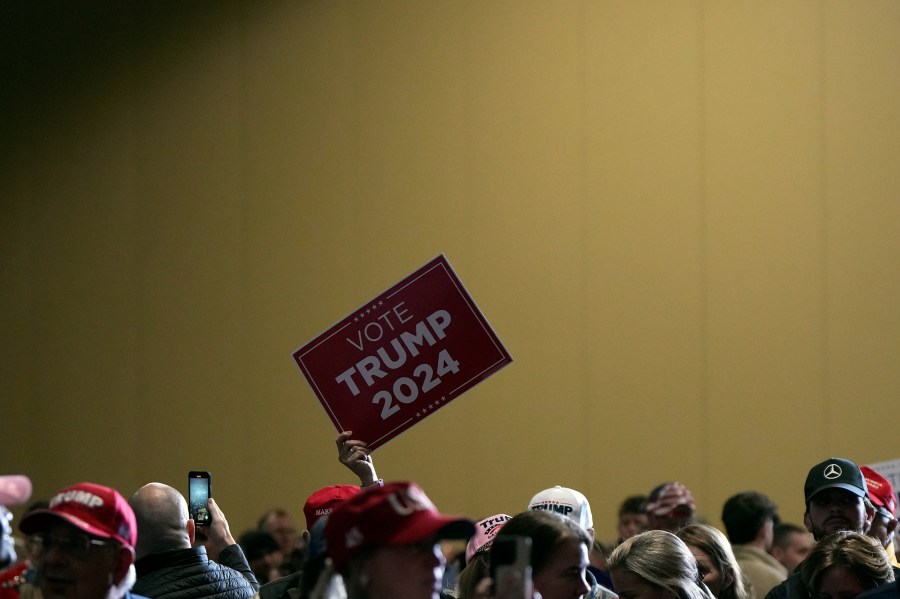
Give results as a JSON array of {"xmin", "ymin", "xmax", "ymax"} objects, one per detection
[{"xmin": 293, "ymin": 255, "xmax": 513, "ymax": 450}]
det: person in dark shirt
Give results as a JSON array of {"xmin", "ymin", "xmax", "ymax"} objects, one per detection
[
  {"xmin": 128, "ymin": 483, "xmax": 257, "ymax": 599},
  {"xmin": 765, "ymin": 458, "xmax": 890, "ymax": 599}
]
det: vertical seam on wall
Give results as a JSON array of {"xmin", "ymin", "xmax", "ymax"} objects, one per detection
[
  {"xmin": 237, "ymin": 0, "xmax": 250, "ymax": 499},
  {"xmin": 577, "ymin": 0, "xmax": 591, "ymax": 491},
  {"xmin": 697, "ymin": 0, "xmax": 711, "ymax": 499},
  {"xmin": 817, "ymin": 0, "xmax": 832, "ymax": 450}
]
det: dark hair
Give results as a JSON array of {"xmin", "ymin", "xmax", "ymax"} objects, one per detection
[
  {"xmin": 492, "ymin": 510, "xmax": 591, "ymax": 576},
  {"xmin": 238, "ymin": 530, "xmax": 279, "ymax": 560},
  {"xmin": 619, "ymin": 495, "xmax": 648, "ymax": 517},
  {"xmin": 800, "ymin": 531, "xmax": 894, "ymax": 594},
  {"xmin": 772, "ymin": 523, "xmax": 807, "ymax": 549},
  {"xmin": 721, "ymin": 492, "xmax": 777, "ymax": 544}
]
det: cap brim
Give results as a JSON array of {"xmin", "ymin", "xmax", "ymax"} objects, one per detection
[
  {"xmin": 390, "ymin": 512, "xmax": 475, "ymax": 546},
  {"xmin": 806, "ymin": 483, "xmax": 867, "ymax": 502},
  {"xmin": 19, "ymin": 510, "xmax": 120, "ymax": 543}
]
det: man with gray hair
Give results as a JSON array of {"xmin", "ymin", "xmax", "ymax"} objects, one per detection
[
  {"xmin": 19, "ymin": 482, "xmax": 147, "ymax": 599},
  {"xmin": 128, "ymin": 483, "xmax": 257, "ymax": 599}
]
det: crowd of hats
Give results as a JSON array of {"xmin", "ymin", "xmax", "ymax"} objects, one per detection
[{"xmin": 2, "ymin": 455, "xmax": 897, "ymax": 576}]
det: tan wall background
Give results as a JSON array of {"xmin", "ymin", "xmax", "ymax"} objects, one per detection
[{"xmin": 2, "ymin": 1, "xmax": 899, "ymax": 545}]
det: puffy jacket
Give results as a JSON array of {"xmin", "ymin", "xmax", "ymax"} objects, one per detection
[{"xmin": 133, "ymin": 545, "xmax": 259, "ymax": 599}]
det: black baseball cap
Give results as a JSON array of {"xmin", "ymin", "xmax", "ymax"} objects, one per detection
[{"xmin": 804, "ymin": 458, "xmax": 868, "ymax": 504}]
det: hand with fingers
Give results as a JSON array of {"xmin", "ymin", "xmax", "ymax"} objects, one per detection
[
  {"xmin": 336, "ymin": 431, "xmax": 380, "ymax": 486},
  {"xmin": 192, "ymin": 497, "xmax": 237, "ymax": 561}
]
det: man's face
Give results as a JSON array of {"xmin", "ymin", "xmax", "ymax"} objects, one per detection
[
  {"xmin": 363, "ymin": 539, "xmax": 445, "ymax": 599},
  {"xmin": 262, "ymin": 513, "xmax": 297, "ymax": 555},
  {"xmin": 532, "ymin": 536, "xmax": 591, "ymax": 599},
  {"xmin": 804, "ymin": 488, "xmax": 872, "ymax": 541},
  {"xmin": 618, "ymin": 512, "xmax": 649, "ymax": 542},
  {"xmin": 30, "ymin": 520, "xmax": 130, "ymax": 599},
  {"xmin": 771, "ymin": 531, "xmax": 814, "ymax": 573}
]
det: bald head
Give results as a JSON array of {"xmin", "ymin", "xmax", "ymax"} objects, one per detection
[{"xmin": 129, "ymin": 482, "xmax": 193, "ymax": 559}]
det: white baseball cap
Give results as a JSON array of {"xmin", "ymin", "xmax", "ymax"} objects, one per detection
[{"xmin": 527, "ymin": 486, "xmax": 593, "ymax": 530}]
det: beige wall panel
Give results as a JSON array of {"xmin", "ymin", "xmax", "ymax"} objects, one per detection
[
  {"xmin": 583, "ymin": 1, "xmax": 707, "ymax": 538},
  {"xmin": 238, "ymin": 3, "xmax": 366, "ymax": 520},
  {"xmin": 703, "ymin": 1, "xmax": 828, "ymax": 526},
  {"xmin": 412, "ymin": 1, "xmax": 587, "ymax": 515},
  {"xmin": 3, "ymin": 0, "xmax": 900, "ymax": 542},
  {"xmin": 126, "ymin": 6, "xmax": 251, "ymax": 506},
  {"xmin": 822, "ymin": 2, "xmax": 900, "ymax": 463},
  {"xmin": 0, "ymin": 0, "xmax": 145, "ymax": 501},
  {"xmin": 10, "ymin": 108, "xmax": 142, "ymax": 496}
]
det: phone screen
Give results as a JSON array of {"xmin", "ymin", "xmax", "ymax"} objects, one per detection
[
  {"xmin": 490, "ymin": 536, "xmax": 533, "ymax": 598},
  {"xmin": 188, "ymin": 471, "xmax": 212, "ymax": 526}
]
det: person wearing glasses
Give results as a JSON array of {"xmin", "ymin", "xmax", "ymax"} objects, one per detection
[{"xmin": 18, "ymin": 482, "xmax": 148, "ymax": 599}]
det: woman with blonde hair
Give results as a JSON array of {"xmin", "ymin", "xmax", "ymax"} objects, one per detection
[
  {"xmin": 677, "ymin": 524, "xmax": 749, "ymax": 599},
  {"xmin": 608, "ymin": 530, "xmax": 715, "ymax": 599}
]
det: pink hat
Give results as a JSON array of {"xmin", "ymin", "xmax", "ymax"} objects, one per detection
[
  {"xmin": 0, "ymin": 476, "xmax": 32, "ymax": 507},
  {"xmin": 324, "ymin": 481, "xmax": 474, "ymax": 571},
  {"xmin": 645, "ymin": 482, "xmax": 696, "ymax": 519},
  {"xmin": 861, "ymin": 466, "xmax": 896, "ymax": 518},
  {"xmin": 20, "ymin": 482, "xmax": 137, "ymax": 548},
  {"xmin": 466, "ymin": 514, "xmax": 511, "ymax": 563},
  {"xmin": 303, "ymin": 485, "xmax": 362, "ymax": 531}
]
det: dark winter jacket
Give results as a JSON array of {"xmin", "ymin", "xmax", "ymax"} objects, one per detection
[{"xmin": 133, "ymin": 545, "xmax": 259, "ymax": 599}]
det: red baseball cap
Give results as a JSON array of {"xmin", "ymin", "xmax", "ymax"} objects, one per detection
[
  {"xmin": 861, "ymin": 466, "xmax": 896, "ymax": 519},
  {"xmin": 303, "ymin": 485, "xmax": 362, "ymax": 531},
  {"xmin": 20, "ymin": 482, "xmax": 137, "ymax": 548},
  {"xmin": 324, "ymin": 481, "xmax": 474, "ymax": 571}
]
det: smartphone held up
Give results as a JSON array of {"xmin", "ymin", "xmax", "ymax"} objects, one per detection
[
  {"xmin": 490, "ymin": 535, "xmax": 533, "ymax": 598},
  {"xmin": 188, "ymin": 471, "xmax": 212, "ymax": 526}
]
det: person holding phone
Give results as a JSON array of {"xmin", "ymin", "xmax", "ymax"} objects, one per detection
[
  {"xmin": 478, "ymin": 510, "xmax": 592, "ymax": 599},
  {"xmin": 127, "ymin": 483, "xmax": 258, "ymax": 599}
]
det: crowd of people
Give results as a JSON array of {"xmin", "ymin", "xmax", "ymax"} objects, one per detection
[{"xmin": 1, "ymin": 440, "xmax": 898, "ymax": 599}]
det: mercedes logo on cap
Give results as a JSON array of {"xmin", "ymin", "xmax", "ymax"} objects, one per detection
[{"xmin": 824, "ymin": 463, "xmax": 842, "ymax": 479}]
